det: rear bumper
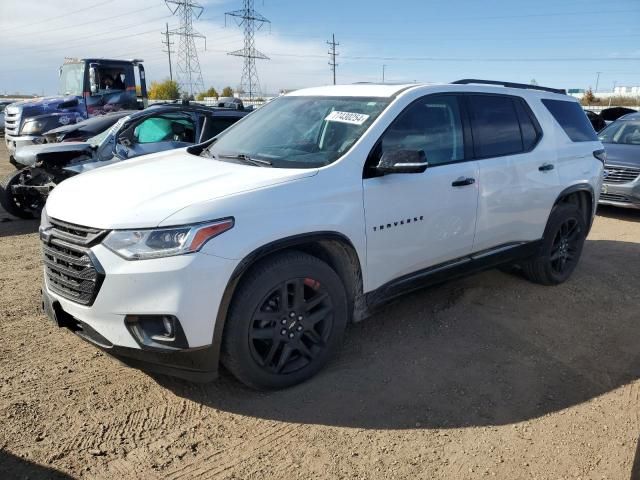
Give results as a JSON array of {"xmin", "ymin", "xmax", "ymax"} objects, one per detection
[{"xmin": 42, "ymin": 287, "xmax": 219, "ymax": 382}]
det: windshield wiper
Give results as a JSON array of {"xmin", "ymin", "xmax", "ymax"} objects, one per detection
[{"xmin": 217, "ymin": 153, "xmax": 272, "ymax": 167}]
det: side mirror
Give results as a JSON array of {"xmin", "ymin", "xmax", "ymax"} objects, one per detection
[
  {"xmin": 89, "ymin": 64, "xmax": 98, "ymax": 94},
  {"xmin": 376, "ymin": 149, "xmax": 428, "ymax": 174}
]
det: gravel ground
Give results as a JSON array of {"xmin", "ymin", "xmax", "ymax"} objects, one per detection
[{"xmin": 0, "ymin": 142, "xmax": 638, "ymax": 480}]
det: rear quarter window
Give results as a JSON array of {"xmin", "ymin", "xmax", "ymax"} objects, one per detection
[{"xmin": 541, "ymin": 99, "xmax": 598, "ymax": 142}]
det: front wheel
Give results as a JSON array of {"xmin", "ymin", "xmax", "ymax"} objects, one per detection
[
  {"xmin": 0, "ymin": 170, "xmax": 38, "ymax": 219},
  {"xmin": 221, "ymin": 251, "xmax": 348, "ymax": 390},
  {"xmin": 521, "ymin": 203, "xmax": 587, "ymax": 285}
]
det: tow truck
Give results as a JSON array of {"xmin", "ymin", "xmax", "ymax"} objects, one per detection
[{"xmin": 5, "ymin": 58, "xmax": 147, "ymax": 164}]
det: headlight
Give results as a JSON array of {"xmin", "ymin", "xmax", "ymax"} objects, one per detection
[
  {"xmin": 20, "ymin": 115, "xmax": 71, "ymax": 136},
  {"xmin": 21, "ymin": 119, "xmax": 48, "ymax": 135},
  {"xmin": 103, "ymin": 218, "xmax": 234, "ymax": 260}
]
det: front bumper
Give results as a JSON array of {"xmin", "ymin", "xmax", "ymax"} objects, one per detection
[
  {"xmin": 42, "ymin": 245, "xmax": 238, "ymax": 380},
  {"xmin": 598, "ymin": 179, "xmax": 640, "ymax": 209},
  {"xmin": 5, "ymin": 134, "xmax": 45, "ymax": 158}
]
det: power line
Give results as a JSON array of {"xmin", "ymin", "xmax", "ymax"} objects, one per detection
[
  {"xmin": 9, "ymin": 5, "xmax": 156, "ymax": 39},
  {"xmin": 166, "ymin": 0, "xmax": 207, "ymax": 97},
  {"xmin": 327, "ymin": 34, "xmax": 339, "ymax": 85},
  {"xmin": 2, "ymin": 0, "xmax": 116, "ymax": 33},
  {"xmin": 162, "ymin": 23, "xmax": 175, "ymax": 82},
  {"xmin": 225, "ymin": 0, "xmax": 271, "ymax": 100}
]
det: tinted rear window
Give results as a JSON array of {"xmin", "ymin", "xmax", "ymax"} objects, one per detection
[
  {"xmin": 542, "ymin": 99, "xmax": 598, "ymax": 142},
  {"xmin": 468, "ymin": 95, "xmax": 522, "ymax": 158}
]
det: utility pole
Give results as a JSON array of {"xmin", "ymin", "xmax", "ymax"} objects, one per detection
[
  {"xmin": 327, "ymin": 33, "xmax": 339, "ymax": 85},
  {"xmin": 165, "ymin": 0, "xmax": 206, "ymax": 98},
  {"xmin": 382, "ymin": 64, "xmax": 387, "ymax": 83},
  {"xmin": 594, "ymin": 71, "xmax": 601, "ymax": 93},
  {"xmin": 226, "ymin": 0, "xmax": 271, "ymax": 100},
  {"xmin": 161, "ymin": 22, "xmax": 174, "ymax": 82}
]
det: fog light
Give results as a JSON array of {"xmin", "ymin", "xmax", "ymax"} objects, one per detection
[{"xmin": 162, "ymin": 316, "xmax": 175, "ymax": 338}]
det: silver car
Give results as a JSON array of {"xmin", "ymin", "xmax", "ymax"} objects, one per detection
[{"xmin": 598, "ymin": 112, "xmax": 640, "ymax": 209}]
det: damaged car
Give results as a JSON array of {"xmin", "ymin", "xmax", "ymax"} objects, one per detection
[{"xmin": 0, "ymin": 104, "xmax": 248, "ymax": 218}]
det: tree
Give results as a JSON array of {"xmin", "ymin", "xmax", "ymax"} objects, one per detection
[
  {"xmin": 581, "ymin": 88, "xmax": 598, "ymax": 106},
  {"xmin": 196, "ymin": 87, "xmax": 219, "ymax": 101},
  {"xmin": 530, "ymin": 79, "xmax": 538, "ymax": 86},
  {"xmin": 221, "ymin": 86, "xmax": 234, "ymax": 97},
  {"xmin": 148, "ymin": 80, "xmax": 180, "ymax": 100}
]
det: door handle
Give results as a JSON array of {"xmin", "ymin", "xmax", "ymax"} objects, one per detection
[
  {"xmin": 451, "ymin": 177, "xmax": 475, "ymax": 187},
  {"xmin": 538, "ymin": 163, "xmax": 555, "ymax": 172}
]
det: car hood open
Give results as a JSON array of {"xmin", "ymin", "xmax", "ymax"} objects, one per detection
[{"xmin": 45, "ymin": 149, "xmax": 318, "ymax": 229}]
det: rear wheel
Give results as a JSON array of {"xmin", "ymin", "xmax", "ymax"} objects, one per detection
[
  {"xmin": 221, "ymin": 251, "xmax": 348, "ymax": 390},
  {"xmin": 522, "ymin": 203, "xmax": 587, "ymax": 285},
  {"xmin": 0, "ymin": 170, "xmax": 37, "ymax": 219}
]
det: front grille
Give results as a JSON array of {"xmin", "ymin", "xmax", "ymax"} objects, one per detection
[
  {"xmin": 603, "ymin": 165, "xmax": 640, "ymax": 184},
  {"xmin": 4, "ymin": 106, "xmax": 21, "ymax": 137},
  {"xmin": 600, "ymin": 192, "xmax": 630, "ymax": 203},
  {"xmin": 42, "ymin": 218, "xmax": 108, "ymax": 306}
]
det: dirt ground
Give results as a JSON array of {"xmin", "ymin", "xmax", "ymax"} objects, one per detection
[{"xmin": 0, "ymin": 142, "xmax": 638, "ymax": 480}]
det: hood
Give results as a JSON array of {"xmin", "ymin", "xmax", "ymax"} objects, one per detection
[
  {"xmin": 603, "ymin": 143, "xmax": 640, "ymax": 169},
  {"xmin": 14, "ymin": 142, "xmax": 93, "ymax": 168},
  {"xmin": 45, "ymin": 149, "xmax": 318, "ymax": 229},
  {"xmin": 10, "ymin": 95, "xmax": 85, "ymax": 126}
]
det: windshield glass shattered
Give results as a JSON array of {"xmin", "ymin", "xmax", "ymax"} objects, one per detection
[{"xmin": 204, "ymin": 96, "xmax": 390, "ymax": 168}]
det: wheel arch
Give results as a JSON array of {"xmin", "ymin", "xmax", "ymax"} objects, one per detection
[
  {"xmin": 553, "ymin": 183, "xmax": 595, "ymax": 233},
  {"xmin": 209, "ymin": 231, "xmax": 366, "ymax": 373}
]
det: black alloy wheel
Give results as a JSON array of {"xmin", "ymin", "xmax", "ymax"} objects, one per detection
[
  {"xmin": 249, "ymin": 277, "xmax": 333, "ymax": 375},
  {"xmin": 522, "ymin": 202, "xmax": 587, "ymax": 285},
  {"xmin": 222, "ymin": 251, "xmax": 348, "ymax": 390},
  {"xmin": 549, "ymin": 217, "xmax": 581, "ymax": 275}
]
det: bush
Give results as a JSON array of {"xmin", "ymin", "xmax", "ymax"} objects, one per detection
[
  {"xmin": 196, "ymin": 87, "xmax": 219, "ymax": 101},
  {"xmin": 148, "ymin": 80, "xmax": 180, "ymax": 100}
]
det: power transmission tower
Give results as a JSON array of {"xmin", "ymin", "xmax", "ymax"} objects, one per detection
[
  {"xmin": 225, "ymin": 0, "xmax": 270, "ymax": 100},
  {"xmin": 327, "ymin": 34, "xmax": 339, "ymax": 85},
  {"xmin": 165, "ymin": 0, "xmax": 206, "ymax": 98},
  {"xmin": 161, "ymin": 22, "xmax": 175, "ymax": 82}
]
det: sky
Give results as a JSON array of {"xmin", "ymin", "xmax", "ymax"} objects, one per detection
[{"xmin": 0, "ymin": 0, "xmax": 639, "ymax": 96}]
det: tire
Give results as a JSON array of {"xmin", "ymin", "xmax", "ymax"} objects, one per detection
[
  {"xmin": 0, "ymin": 170, "xmax": 36, "ymax": 219},
  {"xmin": 221, "ymin": 251, "xmax": 348, "ymax": 390},
  {"xmin": 521, "ymin": 203, "xmax": 587, "ymax": 285}
]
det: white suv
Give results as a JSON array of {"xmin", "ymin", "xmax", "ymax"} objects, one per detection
[{"xmin": 41, "ymin": 80, "xmax": 604, "ymax": 389}]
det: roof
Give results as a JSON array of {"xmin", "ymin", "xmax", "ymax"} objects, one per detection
[
  {"xmin": 286, "ymin": 81, "xmax": 569, "ymax": 100},
  {"xmin": 619, "ymin": 112, "xmax": 640, "ymax": 120},
  {"xmin": 287, "ymin": 83, "xmax": 417, "ymax": 98},
  {"xmin": 136, "ymin": 104, "xmax": 248, "ymax": 118}
]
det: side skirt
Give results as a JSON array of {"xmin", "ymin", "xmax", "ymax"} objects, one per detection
[{"xmin": 365, "ymin": 240, "xmax": 542, "ymax": 310}]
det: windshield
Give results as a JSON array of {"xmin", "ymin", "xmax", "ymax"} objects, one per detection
[
  {"xmin": 598, "ymin": 120, "xmax": 640, "ymax": 145},
  {"xmin": 58, "ymin": 63, "xmax": 84, "ymax": 96},
  {"xmin": 205, "ymin": 96, "xmax": 390, "ymax": 168}
]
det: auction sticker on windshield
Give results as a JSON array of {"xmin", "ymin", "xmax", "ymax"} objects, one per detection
[{"xmin": 325, "ymin": 111, "xmax": 370, "ymax": 125}]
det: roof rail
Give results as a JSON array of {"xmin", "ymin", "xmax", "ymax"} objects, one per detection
[{"xmin": 452, "ymin": 79, "xmax": 566, "ymax": 95}]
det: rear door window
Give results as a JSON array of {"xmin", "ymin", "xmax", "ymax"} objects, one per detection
[
  {"xmin": 541, "ymin": 99, "xmax": 598, "ymax": 142},
  {"xmin": 468, "ymin": 95, "xmax": 523, "ymax": 158}
]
